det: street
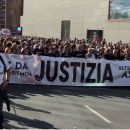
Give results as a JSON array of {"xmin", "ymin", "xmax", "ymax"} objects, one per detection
[{"xmin": 3, "ymin": 85, "xmax": 130, "ymax": 129}]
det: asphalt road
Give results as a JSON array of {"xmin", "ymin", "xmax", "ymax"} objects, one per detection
[{"xmin": 2, "ymin": 85, "xmax": 130, "ymax": 129}]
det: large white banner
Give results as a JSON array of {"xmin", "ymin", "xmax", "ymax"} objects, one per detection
[{"xmin": 1, "ymin": 54, "xmax": 130, "ymax": 86}]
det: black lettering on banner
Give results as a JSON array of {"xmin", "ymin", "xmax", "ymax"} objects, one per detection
[
  {"xmin": 71, "ymin": 62, "xmax": 80, "ymax": 82},
  {"xmin": 22, "ymin": 63, "xmax": 28, "ymax": 70},
  {"xmin": 59, "ymin": 61, "xmax": 69, "ymax": 82},
  {"xmin": 25, "ymin": 72, "xmax": 28, "ymax": 76},
  {"xmin": 16, "ymin": 62, "xmax": 22, "ymax": 69},
  {"xmin": 20, "ymin": 72, "xmax": 24, "ymax": 76},
  {"xmin": 80, "ymin": 63, "xmax": 85, "ymax": 82},
  {"xmin": 118, "ymin": 66, "xmax": 121, "ymax": 70},
  {"xmin": 97, "ymin": 63, "xmax": 101, "ymax": 83},
  {"xmin": 122, "ymin": 71, "xmax": 128, "ymax": 78},
  {"xmin": 35, "ymin": 61, "xmax": 45, "ymax": 81},
  {"xmin": 102, "ymin": 64, "xmax": 113, "ymax": 83},
  {"xmin": 86, "ymin": 63, "xmax": 96, "ymax": 83},
  {"xmin": 46, "ymin": 61, "xmax": 58, "ymax": 82}
]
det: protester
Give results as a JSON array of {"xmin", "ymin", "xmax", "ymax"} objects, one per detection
[
  {"xmin": 9, "ymin": 47, "xmax": 17, "ymax": 54},
  {"xmin": 85, "ymin": 48, "xmax": 95, "ymax": 59},
  {"xmin": 61, "ymin": 45, "xmax": 71, "ymax": 58},
  {"xmin": 22, "ymin": 46, "xmax": 31, "ymax": 55},
  {"xmin": 4, "ymin": 43, "xmax": 12, "ymax": 54},
  {"xmin": 33, "ymin": 44, "xmax": 44, "ymax": 56},
  {"xmin": 73, "ymin": 44, "xmax": 85, "ymax": 58},
  {"xmin": 0, "ymin": 35, "xmax": 130, "ymax": 61},
  {"xmin": 17, "ymin": 45, "xmax": 21, "ymax": 54}
]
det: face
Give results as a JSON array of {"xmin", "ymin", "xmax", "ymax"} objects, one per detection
[
  {"xmin": 78, "ymin": 46, "xmax": 82, "ymax": 51},
  {"xmin": 81, "ymin": 46, "xmax": 84, "ymax": 51},
  {"xmin": 46, "ymin": 42, "xmax": 49, "ymax": 47},
  {"xmin": 126, "ymin": 49, "xmax": 130, "ymax": 55},
  {"xmin": 73, "ymin": 46, "xmax": 77, "ymax": 51},
  {"xmin": 102, "ymin": 53, "xmax": 105, "ymax": 57},
  {"xmin": 113, "ymin": 50, "xmax": 117, "ymax": 55},
  {"xmin": 35, "ymin": 44, "xmax": 39, "ymax": 49},
  {"xmin": 107, "ymin": 50, "xmax": 110, "ymax": 54},
  {"xmin": 39, "ymin": 44, "xmax": 43, "ymax": 50},
  {"xmin": 88, "ymin": 49, "xmax": 93, "ymax": 55},
  {"xmin": 51, "ymin": 49, "xmax": 54, "ymax": 53},
  {"xmin": 13, "ymin": 49, "xmax": 17, "ymax": 54},
  {"xmin": 66, "ymin": 47, "xmax": 70, "ymax": 52},
  {"xmin": 25, "ymin": 48, "xmax": 29, "ymax": 54},
  {"xmin": 17, "ymin": 46, "xmax": 21, "ymax": 51}
]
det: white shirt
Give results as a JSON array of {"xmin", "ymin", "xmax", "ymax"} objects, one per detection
[
  {"xmin": 0, "ymin": 55, "xmax": 10, "ymax": 84},
  {"xmin": 85, "ymin": 54, "xmax": 95, "ymax": 59}
]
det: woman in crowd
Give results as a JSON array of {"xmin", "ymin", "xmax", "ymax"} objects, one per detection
[
  {"xmin": 17, "ymin": 45, "xmax": 21, "ymax": 54},
  {"xmin": 124, "ymin": 48, "xmax": 130, "ymax": 61},
  {"xmin": 4, "ymin": 43, "xmax": 12, "ymax": 54},
  {"xmin": 61, "ymin": 45, "xmax": 71, "ymax": 58},
  {"xmin": 22, "ymin": 46, "xmax": 31, "ymax": 55},
  {"xmin": 104, "ymin": 48, "xmax": 111, "ymax": 60},
  {"xmin": 9, "ymin": 47, "xmax": 17, "ymax": 54},
  {"xmin": 70, "ymin": 44, "xmax": 77, "ymax": 57}
]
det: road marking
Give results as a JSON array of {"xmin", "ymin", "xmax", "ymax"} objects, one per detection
[{"xmin": 84, "ymin": 105, "xmax": 112, "ymax": 124}]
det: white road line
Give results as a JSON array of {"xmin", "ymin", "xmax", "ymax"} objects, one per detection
[{"xmin": 84, "ymin": 105, "xmax": 112, "ymax": 124}]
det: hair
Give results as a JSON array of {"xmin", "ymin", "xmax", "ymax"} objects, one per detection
[
  {"xmin": 17, "ymin": 45, "xmax": 21, "ymax": 48},
  {"xmin": 24, "ymin": 46, "xmax": 30, "ymax": 50},
  {"xmin": 6, "ymin": 43, "xmax": 12, "ymax": 48},
  {"xmin": 63, "ymin": 45, "xmax": 70, "ymax": 53},
  {"xmin": 105, "ymin": 48, "xmax": 110, "ymax": 54},
  {"xmin": 10, "ymin": 47, "xmax": 17, "ymax": 54},
  {"xmin": 88, "ymin": 48, "xmax": 93, "ymax": 52},
  {"xmin": 71, "ymin": 44, "xmax": 76, "ymax": 50}
]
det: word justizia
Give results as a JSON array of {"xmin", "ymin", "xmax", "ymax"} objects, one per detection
[{"xmin": 35, "ymin": 61, "xmax": 113, "ymax": 83}]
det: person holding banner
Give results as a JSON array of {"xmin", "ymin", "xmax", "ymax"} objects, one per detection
[
  {"xmin": 0, "ymin": 55, "xmax": 10, "ymax": 129},
  {"xmin": 61, "ymin": 45, "xmax": 71, "ymax": 58}
]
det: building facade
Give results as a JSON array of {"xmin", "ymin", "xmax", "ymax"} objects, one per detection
[
  {"xmin": 0, "ymin": 0, "xmax": 23, "ymax": 34},
  {"xmin": 21, "ymin": 0, "xmax": 130, "ymax": 43}
]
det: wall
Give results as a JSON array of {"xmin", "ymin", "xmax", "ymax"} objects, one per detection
[{"xmin": 21, "ymin": 0, "xmax": 130, "ymax": 43}]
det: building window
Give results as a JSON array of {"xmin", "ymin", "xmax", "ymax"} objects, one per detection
[
  {"xmin": 87, "ymin": 30, "xmax": 103, "ymax": 42},
  {"xmin": 61, "ymin": 20, "xmax": 70, "ymax": 40},
  {"xmin": 109, "ymin": 0, "xmax": 130, "ymax": 20}
]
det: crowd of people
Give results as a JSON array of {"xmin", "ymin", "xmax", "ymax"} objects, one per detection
[{"xmin": 0, "ymin": 35, "xmax": 130, "ymax": 61}]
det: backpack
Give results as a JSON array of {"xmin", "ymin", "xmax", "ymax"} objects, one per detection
[{"xmin": 0, "ymin": 55, "xmax": 6, "ymax": 74}]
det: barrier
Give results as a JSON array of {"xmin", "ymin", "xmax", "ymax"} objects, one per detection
[{"xmin": 1, "ymin": 54, "xmax": 130, "ymax": 86}]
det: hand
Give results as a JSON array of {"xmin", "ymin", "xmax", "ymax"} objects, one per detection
[{"xmin": 1, "ymin": 81, "xmax": 9, "ymax": 90}]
